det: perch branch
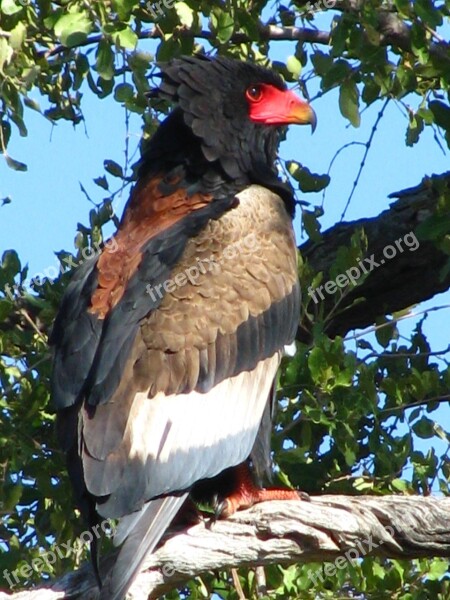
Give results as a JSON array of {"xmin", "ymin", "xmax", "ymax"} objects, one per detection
[{"xmin": 2, "ymin": 495, "xmax": 450, "ymax": 599}]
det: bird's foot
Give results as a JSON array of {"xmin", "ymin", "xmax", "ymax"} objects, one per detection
[{"xmin": 214, "ymin": 463, "xmax": 309, "ymax": 519}]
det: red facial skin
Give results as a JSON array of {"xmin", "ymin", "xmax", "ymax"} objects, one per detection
[{"xmin": 246, "ymin": 83, "xmax": 317, "ymax": 130}]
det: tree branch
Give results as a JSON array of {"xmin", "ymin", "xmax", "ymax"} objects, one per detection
[
  {"xmin": 41, "ymin": 25, "xmax": 331, "ymax": 59},
  {"xmin": 298, "ymin": 171, "xmax": 450, "ymax": 342},
  {"xmin": 2, "ymin": 495, "xmax": 450, "ymax": 599},
  {"xmin": 40, "ymin": 17, "xmax": 449, "ymax": 63}
]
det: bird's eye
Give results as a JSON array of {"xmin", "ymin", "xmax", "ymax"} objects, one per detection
[{"xmin": 246, "ymin": 85, "xmax": 263, "ymax": 102}]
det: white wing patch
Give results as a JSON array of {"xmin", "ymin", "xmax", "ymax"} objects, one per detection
[{"xmin": 86, "ymin": 353, "xmax": 280, "ymax": 499}]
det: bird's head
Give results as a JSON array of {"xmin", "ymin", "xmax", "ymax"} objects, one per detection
[{"xmin": 153, "ymin": 55, "xmax": 316, "ymax": 181}]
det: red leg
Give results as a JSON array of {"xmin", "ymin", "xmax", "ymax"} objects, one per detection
[{"xmin": 215, "ymin": 462, "xmax": 309, "ymax": 519}]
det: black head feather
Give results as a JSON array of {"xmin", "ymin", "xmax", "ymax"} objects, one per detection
[{"xmin": 142, "ymin": 55, "xmax": 293, "ymax": 207}]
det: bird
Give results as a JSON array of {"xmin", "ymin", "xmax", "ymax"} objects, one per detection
[{"xmin": 50, "ymin": 54, "xmax": 316, "ymax": 600}]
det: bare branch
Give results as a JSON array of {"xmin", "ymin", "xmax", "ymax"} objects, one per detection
[{"xmin": 2, "ymin": 495, "xmax": 450, "ymax": 599}]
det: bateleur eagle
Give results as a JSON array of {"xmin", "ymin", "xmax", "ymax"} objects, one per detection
[{"xmin": 51, "ymin": 55, "xmax": 316, "ymax": 599}]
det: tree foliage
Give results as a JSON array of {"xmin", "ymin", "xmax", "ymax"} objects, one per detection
[{"xmin": 1, "ymin": 0, "xmax": 450, "ymax": 598}]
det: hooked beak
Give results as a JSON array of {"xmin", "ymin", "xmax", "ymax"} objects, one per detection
[{"xmin": 283, "ymin": 90, "xmax": 317, "ymax": 132}]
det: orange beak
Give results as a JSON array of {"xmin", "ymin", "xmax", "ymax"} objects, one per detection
[{"xmin": 281, "ymin": 90, "xmax": 317, "ymax": 132}]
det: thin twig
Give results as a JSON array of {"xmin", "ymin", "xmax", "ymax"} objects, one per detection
[
  {"xmin": 19, "ymin": 308, "xmax": 47, "ymax": 343},
  {"xmin": 423, "ymin": 23, "xmax": 445, "ymax": 44},
  {"xmin": 344, "ymin": 304, "xmax": 450, "ymax": 342},
  {"xmin": 255, "ymin": 566, "xmax": 267, "ymax": 598},
  {"xmin": 321, "ymin": 141, "xmax": 366, "ymax": 208},
  {"xmin": 363, "ymin": 345, "xmax": 450, "ymax": 361},
  {"xmin": 379, "ymin": 394, "xmax": 450, "ymax": 415},
  {"xmin": 231, "ymin": 569, "xmax": 246, "ymax": 600},
  {"xmin": 340, "ymin": 98, "xmax": 390, "ymax": 220}
]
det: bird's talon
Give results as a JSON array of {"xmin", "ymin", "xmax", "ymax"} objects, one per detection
[{"xmin": 214, "ymin": 499, "xmax": 230, "ymax": 520}]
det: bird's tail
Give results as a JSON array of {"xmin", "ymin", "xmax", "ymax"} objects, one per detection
[{"xmin": 99, "ymin": 493, "xmax": 188, "ymax": 600}]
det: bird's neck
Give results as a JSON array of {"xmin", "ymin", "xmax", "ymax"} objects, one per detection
[{"xmin": 137, "ymin": 109, "xmax": 294, "ymax": 215}]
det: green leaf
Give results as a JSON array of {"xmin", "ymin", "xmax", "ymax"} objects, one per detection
[
  {"xmin": 114, "ymin": 83, "xmax": 134, "ymax": 102},
  {"xmin": 0, "ymin": 38, "xmax": 13, "ymax": 72},
  {"xmin": 308, "ymin": 346, "xmax": 332, "ymax": 385},
  {"xmin": 1, "ymin": 0, "xmax": 23, "ymax": 16},
  {"xmin": 311, "ymin": 51, "xmax": 333, "ymax": 77},
  {"xmin": 97, "ymin": 201, "xmax": 113, "ymax": 226},
  {"xmin": 298, "ymin": 169, "xmax": 330, "ymax": 193},
  {"xmin": 417, "ymin": 107, "xmax": 434, "ymax": 125},
  {"xmin": 97, "ymin": 76, "xmax": 114, "ymax": 98},
  {"xmin": 115, "ymin": 27, "xmax": 138, "ymax": 50},
  {"xmin": 394, "ymin": 0, "xmax": 411, "ymax": 18},
  {"xmin": 416, "ymin": 214, "xmax": 450, "ymax": 241},
  {"xmin": 5, "ymin": 154, "xmax": 27, "ymax": 171},
  {"xmin": 10, "ymin": 110, "xmax": 27, "ymax": 137},
  {"xmin": 410, "ymin": 22, "xmax": 429, "ymax": 63},
  {"xmin": 391, "ymin": 478, "xmax": 409, "ymax": 492},
  {"xmin": 342, "ymin": 442, "xmax": 357, "ymax": 467},
  {"xmin": 211, "ymin": 10, "xmax": 234, "ymax": 44},
  {"xmin": 287, "ymin": 161, "xmax": 330, "ymax": 193},
  {"xmin": 408, "ymin": 407, "xmax": 422, "ymax": 423},
  {"xmin": 429, "ymin": 100, "xmax": 450, "ymax": 131},
  {"xmin": 175, "ymin": 2, "xmax": 194, "ymax": 28},
  {"xmin": 426, "ymin": 558, "xmax": 449, "ymax": 581},
  {"xmin": 396, "ymin": 65, "xmax": 416, "ymax": 92},
  {"xmin": 322, "ymin": 59, "xmax": 351, "ymax": 90},
  {"xmin": 93, "ymin": 176, "xmax": 109, "ymax": 190},
  {"xmin": 238, "ymin": 12, "xmax": 260, "ymax": 40},
  {"xmin": 357, "ymin": 339, "xmax": 373, "ymax": 350},
  {"xmin": 1, "ymin": 120, "xmax": 11, "ymax": 149},
  {"xmin": 3, "ymin": 481, "xmax": 23, "ymax": 510},
  {"xmin": 406, "ymin": 114, "xmax": 424, "ymax": 147},
  {"xmin": 302, "ymin": 210, "xmax": 322, "ymax": 242},
  {"xmin": 415, "ymin": 0, "xmax": 443, "ymax": 28},
  {"xmin": 156, "ymin": 38, "xmax": 182, "ymax": 62},
  {"xmin": 286, "ymin": 55, "xmax": 302, "ymax": 79},
  {"xmin": 0, "ymin": 299, "xmax": 13, "ymax": 320},
  {"xmin": 23, "ymin": 98, "xmax": 42, "ymax": 113},
  {"xmin": 1, "ymin": 250, "xmax": 21, "ymax": 277},
  {"xmin": 331, "ymin": 18, "xmax": 350, "ymax": 56},
  {"xmin": 362, "ymin": 80, "xmax": 381, "ymax": 105},
  {"xmin": 412, "ymin": 416, "xmax": 435, "ymax": 439},
  {"xmin": 112, "ymin": 0, "xmax": 135, "ymax": 20},
  {"xmin": 339, "ymin": 81, "xmax": 360, "ymax": 127},
  {"xmin": 9, "ymin": 22, "xmax": 26, "ymax": 50},
  {"xmin": 54, "ymin": 12, "xmax": 92, "ymax": 47},
  {"xmin": 96, "ymin": 41, "xmax": 115, "ymax": 80},
  {"xmin": 104, "ymin": 159, "xmax": 123, "ymax": 178},
  {"xmin": 375, "ymin": 318, "xmax": 396, "ymax": 348}
]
